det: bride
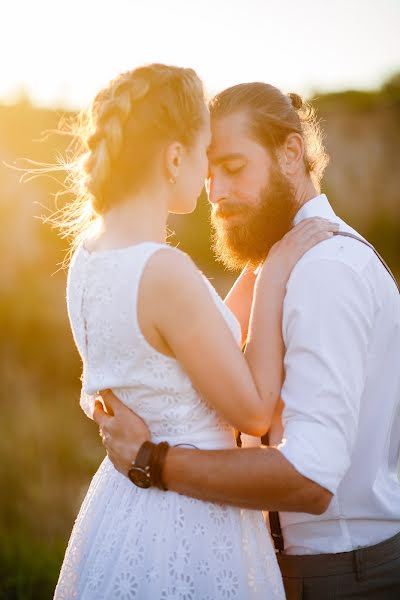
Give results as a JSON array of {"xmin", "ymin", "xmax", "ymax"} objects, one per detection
[{"xmin": 54, "ymin": 63, "xmax": 336, "ymax": 599}]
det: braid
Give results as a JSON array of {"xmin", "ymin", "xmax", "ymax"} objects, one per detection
[{"xmin": 84, "ymin": 71, "xmax": 150, "ymax": 213}]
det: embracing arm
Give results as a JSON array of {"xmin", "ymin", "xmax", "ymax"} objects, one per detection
[
  {"xmin": 164, "ymin": 445, "xmax": 332, "ymax": 513},
  {"xmin": 224, "ymin": 265, "xmax": 284, "ymax": 445},
  {"xmin": 223, "ymin": 265, "xmax": 256, "ymax": 347},
  {"xmin": 96, "ymin": 391, "xmax": 332, "ymax": 513},
  {"xmin": 150, "ymin": 249, "xmax": 274, "ymax": 435},
  {"xmin": 277, "ymin": 257, "xmax": 374, "ymax": 494}
]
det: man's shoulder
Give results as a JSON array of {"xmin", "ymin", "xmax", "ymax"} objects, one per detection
[{"xmin": 292, "ymin": 219, "xmax": 374, "ymax": 278}]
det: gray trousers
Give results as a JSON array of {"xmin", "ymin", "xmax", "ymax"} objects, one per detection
[{"xmin": 277, "ymin": 530, "xmax": 400, "ymax": 599}]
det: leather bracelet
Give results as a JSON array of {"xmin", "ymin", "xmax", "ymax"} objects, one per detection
[
  {"xmin": 127, "ymin": 441, "xmax": 158, "ymax": 488},
  {"xmin": 150, "ymin": 441, "xmax": 170, "ymax": 491}
]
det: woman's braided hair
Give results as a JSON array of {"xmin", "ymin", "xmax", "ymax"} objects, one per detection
[
  {"xmin": 83, "ymin": 72, "xmax": 147, "ymax": 212},
  {"xmin": 54, "ymin": 64, "xmax": 205, "ymax": 249}
]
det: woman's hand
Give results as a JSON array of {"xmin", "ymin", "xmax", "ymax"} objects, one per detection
[{"xmin": 260, "ymin": 217, "xmax": 339, "ymax": 285}]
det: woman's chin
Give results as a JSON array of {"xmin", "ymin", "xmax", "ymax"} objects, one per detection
[{"xmin": 169, "ymin": 201, "xmax": 198, "ymax": 215}]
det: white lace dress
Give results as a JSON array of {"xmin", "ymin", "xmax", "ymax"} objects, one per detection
[{"xmin": 54, "ymin": 241, "xmax": 285, "ymax": 600}]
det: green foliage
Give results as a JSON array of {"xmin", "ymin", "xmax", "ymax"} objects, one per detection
[
  {"xmin": 0, "ymin": 532, "xmax": 65, "ymax": 600},
  {"xmin": 382, "ymin": 71, "xmax": 400, "ymax": 101},
  {"xmin": 312, "ymin": 70, "xmax": 400, "ymax": 110}
]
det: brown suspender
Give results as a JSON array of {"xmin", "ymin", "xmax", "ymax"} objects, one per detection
[
  {"xmin": 332, "ymin": 231, "xmax": 399, "ymax": 292},
  {"xmin": 265, "ymin": 232, "xmax": 398, "ymax": 553}
]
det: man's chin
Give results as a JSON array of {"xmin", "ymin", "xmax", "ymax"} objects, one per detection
[{"xmin": 211, "ymin": 230, "xmax": 253, "ymax": 271}]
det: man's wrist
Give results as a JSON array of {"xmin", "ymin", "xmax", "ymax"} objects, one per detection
[{"xmin": 127, "ymin": 440, "xmax": 170, "ymax": 490}]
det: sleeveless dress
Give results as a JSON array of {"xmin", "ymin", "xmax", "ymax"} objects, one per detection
[{"xmin": 54, "ymin": 241, "xmax": 285, "ymax": 600}]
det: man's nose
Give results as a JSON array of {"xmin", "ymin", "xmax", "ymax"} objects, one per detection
[{"xmin": 206, "ymin": 177, "xmax": 227, "ymax": 205}]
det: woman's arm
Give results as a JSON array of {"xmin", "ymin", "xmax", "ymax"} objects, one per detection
[
  {"xmin": 223, "ymin": 265, "xmax": 256, "ymax": 347},
  {"xmin": 142, "ymin": 248, "xmax": 271, "ymax": 436},
  {"xmin": 243, "ymin": 262, "xmax": 286, "ymax": 418}
]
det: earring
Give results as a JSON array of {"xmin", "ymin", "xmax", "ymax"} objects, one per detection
[{"xmin": 169, "ymin": 176, "xmax": 176, "ymax": 184}]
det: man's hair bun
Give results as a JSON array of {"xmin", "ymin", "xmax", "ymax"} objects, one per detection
[{"xmin": 288, "ymin": 92, "xmax": 303, "ymax": 110}]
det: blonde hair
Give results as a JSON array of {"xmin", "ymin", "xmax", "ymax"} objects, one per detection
[
  {"xmin": 209, "ymin": 83, "xmax": 329, "ymax": 189},
  {"xmin": 51, "ymin": 64, "xmax": 205, "ymax": 251}
]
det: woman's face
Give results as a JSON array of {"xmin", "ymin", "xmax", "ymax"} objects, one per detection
[{"xmin": 168, "ymin": 110, "xmax": 211, "ymax": 215}]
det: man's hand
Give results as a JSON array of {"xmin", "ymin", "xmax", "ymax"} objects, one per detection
[{"xmin": 93, "ymin": 389, "xmax": 151, "ymax": 476}]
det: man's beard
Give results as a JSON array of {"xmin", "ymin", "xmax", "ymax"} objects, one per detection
[{"xmin": 211, "ymin": 167, "xmax": 298, "ymax": 271}]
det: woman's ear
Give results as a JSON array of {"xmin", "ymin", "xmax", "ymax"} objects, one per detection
[
  {"xmin": 280, "ymin": 133, "xmax": 304, "ymax": 176},
  {"xmin": 165, "ymin": 141, "xmax": 183, "ymax": 182}
]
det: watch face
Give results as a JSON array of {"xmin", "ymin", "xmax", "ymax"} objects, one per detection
[{"xmin": 128, "ymin": 466, "xmax": 151, "ymax": 489}]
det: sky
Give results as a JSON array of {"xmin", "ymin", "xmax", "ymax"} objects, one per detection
[{"xmin": 1, "ymin": 0, "xmax": 399, "ymax": 109}]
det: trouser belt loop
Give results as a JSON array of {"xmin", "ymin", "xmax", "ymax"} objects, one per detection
[{"xmin": 353, "ymin": 547, "xmax": 366, "ymax": 582}]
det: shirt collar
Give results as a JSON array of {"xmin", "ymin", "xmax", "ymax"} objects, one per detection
[{"xmin": 293, "ymin": 194, "xmax": 338, "ymax": 225}]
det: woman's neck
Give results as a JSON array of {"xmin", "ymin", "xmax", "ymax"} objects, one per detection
[{"xmin": 90, "ymin": 189, "xmax": 169, "ymax": 251}]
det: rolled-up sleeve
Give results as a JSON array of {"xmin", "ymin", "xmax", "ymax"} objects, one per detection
[{"xmin": 278, "ymin": 258, "xmax": 374, "ymax": 494}]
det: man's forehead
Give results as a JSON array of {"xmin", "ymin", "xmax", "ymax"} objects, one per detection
[
  {"xmin": 210, "ymin": 111, "xmax": 250, "ymax": 140},
  {"xmin": 208, "ymin": 111, "xmax": 252, "ymax": 162}
]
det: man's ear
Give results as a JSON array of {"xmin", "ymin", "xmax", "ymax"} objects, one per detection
[
  {"xmin": 280, "ymin": 133, "xmax": 304, "ymax": 176},
  {"xmin": 165, "ymin": 141, "xmax": 183, "ymax": 181}
]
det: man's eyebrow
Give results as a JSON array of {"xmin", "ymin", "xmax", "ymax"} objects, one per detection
[{"xmin": 207, "ymin": 152, "xmax": 245, "ymax": 165}]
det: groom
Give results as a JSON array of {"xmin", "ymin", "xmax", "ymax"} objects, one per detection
[{"xmin": 93, "ymin": 83, "xmax": 400, "ymax": 598}]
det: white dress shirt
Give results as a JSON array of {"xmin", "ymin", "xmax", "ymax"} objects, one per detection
[{"xmin": 277, "ymin": 194, "xmax": 400, "ymax": 554}]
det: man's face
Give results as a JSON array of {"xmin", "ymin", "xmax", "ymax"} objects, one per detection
[{"xmin": 207, "ymin": 111, "xmax": 298, "ymax": 270}]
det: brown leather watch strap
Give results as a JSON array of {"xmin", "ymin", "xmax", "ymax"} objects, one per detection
[
  {"xmin": 127, "ymin": 441, "xmax": 156, "ymax": 488},
  {"xmin": 134, "ymin": 441, "xmax": 157, "ymax": 469},
  {"xmin": 150, "ymin": 441, "xmax": 170, "ymax": 490},
  {"xmin": 129, "ymin": 440, "xmax": 170, "ymax": 490}
]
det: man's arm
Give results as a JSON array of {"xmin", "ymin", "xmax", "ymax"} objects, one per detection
[
  {"xmin": 165, "ymin": 445, "xmax": 331, "ymax": 513},
  {"xmin": 277, "ymin": 255, "xmax": 374, "ymax": 494},
  {"xmin": 95, "ymin": 392, "xmax": 332, "ymax": 514}
]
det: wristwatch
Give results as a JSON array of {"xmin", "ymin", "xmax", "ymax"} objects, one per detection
[{"xmin": 127, "ymin": 441, "xmax": 155, "ymax": 488}]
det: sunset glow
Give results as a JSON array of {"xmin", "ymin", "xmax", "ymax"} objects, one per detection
[{"xmin": 1, "ymin": 0, "xmax": 399, "ymax": 108}]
